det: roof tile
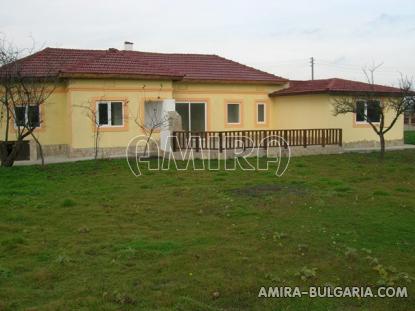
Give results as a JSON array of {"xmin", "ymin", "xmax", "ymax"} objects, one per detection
[
  {"xmin": 4, "ymin": 48, "xmax": 287, "ymax": 84},
  {"xmin": 270, "ymin": 78, "xmax": 403, "ymax": 96}
]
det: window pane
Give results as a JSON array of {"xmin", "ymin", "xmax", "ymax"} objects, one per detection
[
  {"xmin": 227, "ymin": 104, "xmax": 240, "ymax": 123},
  {"xmin": 257, "ymin": 104, "xmax": 265, "ymax": 123},
  {"xmin": 111, "ymin": 102, "xmax": 123, "ymax": 126},
  {"xmin": 176, "ymin": 103, "xmax": 189, "ymax": 131},
  {"xmin": 98, "ymin": 103, "xmax": 108, "ymax": 125},
  {"xmin": 190, "ymin": 103, "xmax": 205, "ymax": 132},
  {"xmin": 367, "ymin": 100, "xmax": 380, "ymax": 123},
  {"xmin": 144, "ymin": 100, "xmax": 163, "ymax": 128},
  {"xmin": 356, "ymin": 101, "xmax": 365, "ymax": 122},
  {"xmin": 15, "ymin": 106, "xmax": 26, "ymax": 126},
  {"xmin": 28, "ymin": 106, "xmax": 40, "ymax": 127}
]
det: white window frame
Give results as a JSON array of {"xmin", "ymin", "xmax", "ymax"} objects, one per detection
[
  {"xmin": 14, "ymin": 105, "xmax": 41, "ymax": 129},
  {"xmin": 96, "ymin": 101, "xmax": 124, "ymax": 128},
  {"xmin": 175, "ymin": 102, "xmax": 207, "ymax": 131},
  {"xmin": 256, "ymin": 102, "xmax": 266, "ymax": 124},
  {"xmin": 355, "ymin": 100, "xmax": 381, "ymax": 124},
  {"xmin": 227, "ymin": 103, "xmax": 241, "ymax": 125}
]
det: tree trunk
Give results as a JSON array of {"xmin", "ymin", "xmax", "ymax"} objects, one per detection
[
  {"xmin": 30, "ymin": 133, "xmax": 44, "ymax": 166},
  {"xmin": 143, "ymin": 129, "xmax": 154, "ymax": 157},
  {"xmin": 94, "ymin": 130, "xmax": 100, "ymax": 160},
  {"xmin": 0, "ymin": 141, "xmax": 22, "ymax": 167},
  {"xmin": 4, "ymin": 107, "xmax": 10, "ymax": 142},
  {"xmin": 379, "ymin": 133, "xmax": 386, "ymax": 160}
]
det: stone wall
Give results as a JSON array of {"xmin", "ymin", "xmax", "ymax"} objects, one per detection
[
  {"xmin": 170, "ymin": 145, "xmax": 343, "ymax": 160},
  {"xmin": 69, "ymin": 140, "xmax": 161, "ymax": 159},
  {"xmin": 29, "ymin": 143, "xmax": 69, "ymax": 160},
  {"xmin": 343, "ymin": 139, "xmax": 404, "ymax": 149}
]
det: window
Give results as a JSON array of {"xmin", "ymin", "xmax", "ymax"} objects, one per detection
[
  {"xmin": 144, "ymin": 100, "xmax": 163, "ymax": 129},
  {"xmin": 227, "ymin": 103, "xmax": 240, "ymax": 124},
  {"xmin": 14, "ymin": 105, "xmax": 40, "ymax": 128},
  {"xmin": 367, "ymin": 100, "xmax": 381, "ymax": 123},
  {"xmin": 15, "ymin": 107, "xmax": 26, "ymax": 127},
  {"xmin": 355, "ymin": 100, "xmax": 380, "ymax": 123},
  {"xmin": 97, "ymin": 101, "xmax": 123, "ymax": 127},
  {"xmin": 356, "ymin": 101, "xmax": 365, "ymax": 122},
  {"xmin": 28, "ymin": 106, "xmax": 40, "ymax": 127},
  {"xmin": 257, "ymin": 103, "xmax": 266, "ymax": 123},
  {"xmin": 175, "ymin": 102, "xmax": 206, "ymax": 131}
]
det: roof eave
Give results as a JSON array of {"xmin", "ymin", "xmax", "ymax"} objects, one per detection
[
  {"xmin": 59, "ymin": 72, "xmax": 184, "ymax": 81},
  {"xmin": 269, "ymin": 90, "xmax": 405, "ymax": 97},
  {"xmin": 181, "ymin": 78, "xmax": 288, "ymax": 85},
  {"xmin": 269, "ymin": 90, "xmax": 327, "ymax": 97}
]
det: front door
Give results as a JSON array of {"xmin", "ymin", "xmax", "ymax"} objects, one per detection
[{"xmin": 175, "ymin": 102, "xmax": 206, "ymax": 132}]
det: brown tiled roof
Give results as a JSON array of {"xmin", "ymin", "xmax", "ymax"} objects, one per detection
[
  {"xmin": 4, "ymin": 47, "xmax": 287, "ymax": 84},
  {"xmin": 270, "ymin": 78, "xmax": 403, "ymax": 96}
]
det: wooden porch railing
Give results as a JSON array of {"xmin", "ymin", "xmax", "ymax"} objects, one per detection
[{"xmin": 172, "ymin": 128, "xmax": 342, "ymax": 152}]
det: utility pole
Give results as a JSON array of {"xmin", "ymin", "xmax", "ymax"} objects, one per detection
[{"xmin": 310, "ymin": 57, "xmax": 315, "ymax": 80}]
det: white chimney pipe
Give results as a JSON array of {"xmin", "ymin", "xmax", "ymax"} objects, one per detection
[{"xmin": 124, "ymin": 41, "xmax": 133, "ymax": 51}]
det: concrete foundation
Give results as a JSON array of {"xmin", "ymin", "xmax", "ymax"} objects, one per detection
[
  {"xmin": 26, "ymin": 138, "xmax": 405, "ymax": 162},
  {"xmin": 343, "ymin": 139, "xmax": 404, "ymax": 149},
  {"xmin": 170, "ymin": 144, "xmax": 343, "ymax": 160}
]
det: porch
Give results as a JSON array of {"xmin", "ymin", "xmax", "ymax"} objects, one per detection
[{"xmin": 171, "ymin": 128, "xmax": 343, "ymax": 152}]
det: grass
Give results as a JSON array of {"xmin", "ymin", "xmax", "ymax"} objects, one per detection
[
  {"xmin": 0, "ymin": 150, "xmax": 415, "ymax": 310},
  {"xmin": 404, "ymin": 130, "xmax": 415, "ymax": 144}
]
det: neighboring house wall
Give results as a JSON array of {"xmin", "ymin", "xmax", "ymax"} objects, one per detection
[{"xmin": 272, "ymin": 94, "xmax": 404, "ymax": 147}]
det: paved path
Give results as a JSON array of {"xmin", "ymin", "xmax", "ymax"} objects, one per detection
[{"xmin": 14, "ymin": 154, "xmax": 125, "ymax": 166}]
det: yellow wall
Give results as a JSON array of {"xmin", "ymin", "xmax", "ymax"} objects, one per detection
[
  {"xmin": 67, "ymin": 80, "xmax": 286, "ymax": 149},
  {"xmin": 0, "ymin": 80, "xmax": 403, "ymax": 149},
  {"xmin": 172, "ymin": 82, "xmax": 285, "ymax": 131},
  {"xmin": 272, "ymin": 94, "xmax": 404, "ymax": 143},
  {"xmin": 68, "ymin": 79, "xmax": 173, "ymax": 149},
  {"xmin": 0, "ymin": 83, "xmax": 70, "ymax": 145}
]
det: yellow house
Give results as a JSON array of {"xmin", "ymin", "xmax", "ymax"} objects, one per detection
[{"xmin": 0, "ymin": 44, "xmax": 404, "ymax": 160}]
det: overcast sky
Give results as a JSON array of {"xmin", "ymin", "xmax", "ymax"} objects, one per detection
[{"xmin": 1, "ymin": 0, "xmax": 414, "ymax": 85}]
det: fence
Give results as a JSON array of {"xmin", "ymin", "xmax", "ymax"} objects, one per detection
[{"xmin": 172, "ymin": 128, "xmax": 342, "ymax": 152}]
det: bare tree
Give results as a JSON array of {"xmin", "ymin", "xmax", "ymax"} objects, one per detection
[
  {"xmin": 0, "ymin": 38, "xmax": 57, "ymax": 167},
  {"xmin": 0, "ymin": 37, "xmax": 19, "ymax": 144},
  {"xmin": 74, "ymin": 103, "xmax": 103, "ymax": 160},
  {"xmin": 333, "ymin": 68, "xmax": 414, "ymax": 159},
  {"xmin": 133, "ymin": 100, "xmax": 171, "ymax": 156}
]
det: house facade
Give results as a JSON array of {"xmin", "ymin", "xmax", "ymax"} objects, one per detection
[{"xmin": 0, "ymin": 46, "xmax": 405, "ymax": 160}]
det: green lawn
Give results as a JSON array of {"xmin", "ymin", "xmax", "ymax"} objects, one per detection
[
  {"xmin": 0, "ymin": 151, "xmax": 415, "ymax": 310},
  {"xmin": 404, "ymin": 131, "xmax": 415, "ymax": 144}
]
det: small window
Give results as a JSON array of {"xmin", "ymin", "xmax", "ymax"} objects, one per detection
[
  {"xmin": 97, "ymin": 101, "xmax": 124, "ymax": 127},
  {"xmin": 14, "ymin": 105, "xmax": 40, "ymax": 128},
  {"xmin": 28, "ymin": 106, "xmax": 40, "ymax": 127},
  {"xmin": 367, "ymin": 100, "xmax": 380, "ymax": 123},
  {"xmin": 15, "ymin": 106, "xmax": 26, "ymax": 127},
  {"xmin": 355, "ymin": 100, "xmax": 380, "ymax": 123},
  {"xmin": 356, "ymin": 101, "xmax": 365, "ymax": 122},
  {"xmin": 227, "ymin": 103, "xmax": 240, "ymax": 124},
  {"xmin": 257, "ymin": 103, "xmax": 266, "ymax": 123},
  {"xmin": 111, "ymin": 102, "xmax": 123, "ymax": 126}
]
